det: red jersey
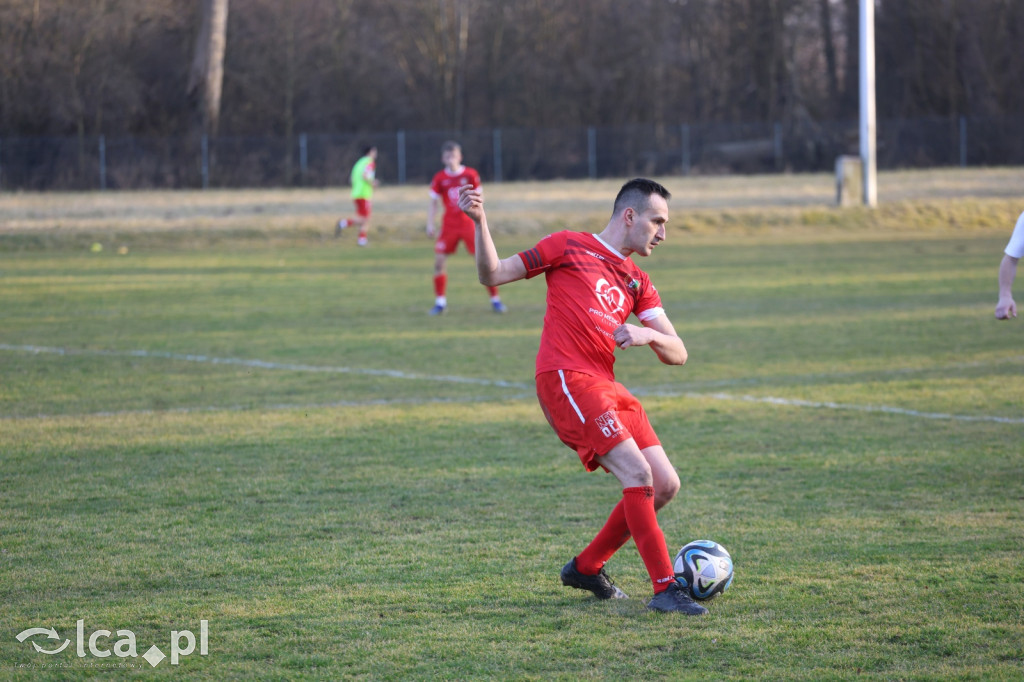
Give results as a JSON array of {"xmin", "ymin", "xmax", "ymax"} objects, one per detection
[
  {"xmin": 430, "ymin": 166, "xmax": 481, "ymax": 231},
  {"xmin": 517, "ymin": 231, "xmax": 665, "ymax": 381}
]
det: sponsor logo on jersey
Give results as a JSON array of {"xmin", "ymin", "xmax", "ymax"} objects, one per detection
[{"xmin": 595, "ymin": 278, "xmax": 626, "ymax": 315}]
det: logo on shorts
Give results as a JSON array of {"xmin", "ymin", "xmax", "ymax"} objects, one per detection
[
  {"xmin": 594, "ymin": 278, "xmax": 626, "ymax": 315},
  {"xmin": 595, "ymin": 411, "xmax": 622, "ymax": 438}
]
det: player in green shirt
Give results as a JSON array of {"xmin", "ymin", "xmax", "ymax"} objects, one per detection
[{"xmin": 336, "ymin": 146, "xmax": 378, "ymax": 246}]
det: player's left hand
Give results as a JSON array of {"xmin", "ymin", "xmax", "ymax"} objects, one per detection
[
  {"xmin": 613, "ymin": 323, "xmax": 652, "ymax": 349},
  {"xmin": 995, "ymin": 296, "xmax": 1017, "ymax": 319},
  {"xmin": 458, "ymin": 185, "xmax": 484, "ymax": 221}
]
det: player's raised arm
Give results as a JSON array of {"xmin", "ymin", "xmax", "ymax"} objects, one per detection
[{"xmin": 458, "ymin": 185, "xmax": 527, "ymax": 286}]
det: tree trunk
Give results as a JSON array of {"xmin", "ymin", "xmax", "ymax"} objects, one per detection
[
  {"xmin": 453, "ymin": 0, "xmax": 469, "ymax": 131},
  {"xmin": 819, "ymin": 0, "xmax": 839, "ymax": 115},
  {"xmin": 841, "ymin": 0, "xmax": 859, "ymax": 118},
  {"xmin": 954, "ymin": 0, "xmax": 1000, "ymax": 116},
  {"xmin": 188, "ymin": 0, "xmax": 229, "ymax": 136}
]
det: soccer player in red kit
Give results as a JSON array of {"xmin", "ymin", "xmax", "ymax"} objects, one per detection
[
  {"xmin": 459, "ymin": 177, "xmax": 707, "ymax": 614},
  {"xmin": 426, "ymin": 141, "xmax": 506, "ymax": 315}
]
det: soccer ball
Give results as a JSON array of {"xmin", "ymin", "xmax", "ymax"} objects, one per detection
[{"xmin": 673, "ymin": 540, "xmax": 734, "ymax": 601}]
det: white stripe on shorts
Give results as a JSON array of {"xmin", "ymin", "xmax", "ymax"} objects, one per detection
[{"xmin": 558, "ymin": 369, "xmax": 587, "ymax": 423}]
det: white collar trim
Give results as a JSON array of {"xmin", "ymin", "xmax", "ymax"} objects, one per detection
[{"xmin": 592, "ymin": 233, "xmax": 626, "ymax": 260}]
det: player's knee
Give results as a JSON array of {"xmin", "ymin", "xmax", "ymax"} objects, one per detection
[{"xmin": 654, "ymin": 470, "xmax": 681, "ymax": 509}]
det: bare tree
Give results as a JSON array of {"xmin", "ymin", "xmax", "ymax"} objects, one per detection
[
  {"xmin": 840, "ymin": 0, "xmax": 859, "ymax": 117},
  {"xmin": 2, "ymin": 0, "xmax": 1023, "ymax": 145},
  {"xmin": 953, "ymin": 0, "xmax": 1000, "ymax": 117},
  {"xmin": 818, "ymin": 0, "xmax": 840, "ymax": 114},
  {"xmin": 439, "ymin": 0, "xmax": 471, "ymax": 131},
  {"xmin": 188, "ymin": 0, "xmax": 229, "ymax": 136}
]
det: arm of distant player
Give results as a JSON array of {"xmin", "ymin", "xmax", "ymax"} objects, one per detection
[
  {"xmin": 365, "ymin": 165, "xmax": 379, "ymax": 187},
  {"xmin": 613, "ymin": 314, "xmax": 688, "ymax": 366},
  {"xmin": 995, "ymin": 254, "xmax": 1018, "ymax": 319},
  {"xmin": 459, "ymin": 185, "xmax": 527, "ymax": 286},
  {"xmin": 426, "ymin": 194, "xmax": 440, "ymax": 238}
]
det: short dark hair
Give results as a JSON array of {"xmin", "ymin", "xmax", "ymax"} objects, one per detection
[
  {"xmin": 613, "ymin": 178, "xmax": 671, "ymax": 215},
  {"xmin": 441, "ymin": 140, "xmax": 461, "ymax": 153},
  {"xmin": 361, "ymin": 145, "xmax": 376, "ymax": 156}
]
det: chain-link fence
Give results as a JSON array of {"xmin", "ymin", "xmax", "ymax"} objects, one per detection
[{"xmin": 2, "ymin": 115, "xmax": 1022, "ymax": 192}]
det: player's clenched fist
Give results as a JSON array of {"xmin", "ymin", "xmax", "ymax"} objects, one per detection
[
  {"xmin": 613, "ymin": 323, "xmax": 652, "ymax": 349},
  {"xmin": 458, "ymin": 184, "xmax": 484, "ymax": 221},
  {"xmin": 995, "ymin": 296, "xmax": 1017, "ymax": 319}
]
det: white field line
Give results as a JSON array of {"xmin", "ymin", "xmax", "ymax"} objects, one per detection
[
  {"xmin": 1, "ymin": 343, "xmax": 1021, "ymax": 425},
  {"xmin": 633, "ymin": 389, "xmax": 1024, "ymax": 425},
  {"xmin": 641, "ymin": 354, "xmax": 1024, "ymax": 392},
  {"xmin": 0, "ymin": 343, "xmax": 532, "ymax": 389}
]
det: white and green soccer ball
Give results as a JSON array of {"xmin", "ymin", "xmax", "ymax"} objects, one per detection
[{"xmin": 673, "ymin": 540, "xmax": 734, "ymax": 601}]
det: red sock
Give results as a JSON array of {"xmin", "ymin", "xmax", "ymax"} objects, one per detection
[
  {"xmin": 622, "ymin": 486, "xmax": 676, "ymax": 593},
  {"xmin": 486, "ymin": 285, "xmax": 499, "ymax": 298},
  {"xmin": 434, "ymin": 274, "xmax": 447, "ymax": 298},
  {"xmin": 575, "ymin": 499, "xmax": 631, "ymax": 575}
]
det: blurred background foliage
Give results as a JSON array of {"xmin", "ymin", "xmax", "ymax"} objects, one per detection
[{"xmin": 1, "ymin": 0, "xmax": 1022, "ymax": 139}]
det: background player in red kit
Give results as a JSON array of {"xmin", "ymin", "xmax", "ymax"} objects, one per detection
[
  {"xmin": 426, "ymin": 141, "xmax": 506, "ymax": 315},
  {"xmin": 459, "ymin": 177, "xmax": 707, "ymax": 614}
]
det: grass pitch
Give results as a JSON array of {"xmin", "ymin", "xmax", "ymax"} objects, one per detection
[{"xmin": 1, "ymin": 170, "xmax": 1023, "ymax": 679}]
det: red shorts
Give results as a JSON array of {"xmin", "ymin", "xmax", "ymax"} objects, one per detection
[
  {"xmin": 435, "ymin": 223, "xmax": 475, "ymax": 255},
  {"xmin": 535, "ymin": 370, "xmax": 660, "ymax": 472},
  {"xmin": 354, "ymin": 199, "xmax": 371, "ymax": 218}
]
